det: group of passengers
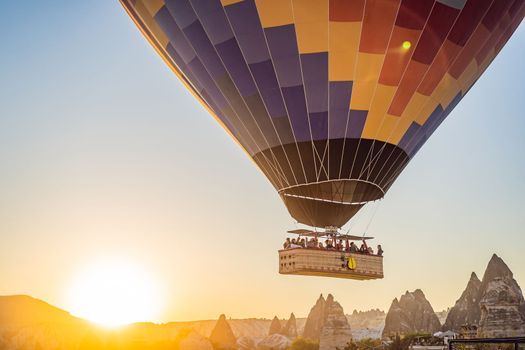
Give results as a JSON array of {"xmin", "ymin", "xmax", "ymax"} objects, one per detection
[{"xmin": 283, "ymin": 237, "xmax": 383, "ymax": 256}]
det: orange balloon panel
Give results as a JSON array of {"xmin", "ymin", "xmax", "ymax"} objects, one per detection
[{"xmin": 121, "ymin": 0, "xmax": 524, "ymax": 227}]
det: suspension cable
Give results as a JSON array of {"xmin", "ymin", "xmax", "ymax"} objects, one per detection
[{"xmin": 363, "ymin": 199, "xmax": 382, "ymax": 237}]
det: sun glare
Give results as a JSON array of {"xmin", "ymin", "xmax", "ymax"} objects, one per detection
[{"xmin": 67, "ymin": 259, "xmax": 164, "ymax": 327}]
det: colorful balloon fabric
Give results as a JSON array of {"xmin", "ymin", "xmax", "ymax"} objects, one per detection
[{"xmin": 121, "ymin": 0, "xmax": 524, "ymax": 227}]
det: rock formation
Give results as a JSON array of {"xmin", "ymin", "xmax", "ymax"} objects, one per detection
[
  {"xmin": 319, "ymin": 295, "xmax": 353, "ymax": 350},
  {"xmin": 443, "ymin": 254, "xmax": 525, "ymax": 337},
  {"xmin": 268, "ymin": 316, "xmax": 282, "ymax": 335},
  {"xmin": 479, "ymin": 254, "xmax": 525, "ymax": 315},
  {"xmin": 442, "ymin": 272, "xmax": 481, "ymax": 331},
  {"xmin": 477, "ymin": 277, "xmax": 525, "ymax": 337},
  {"xmin": 257, "ymin": 334, "xmax": 292, "ymax": 350},
  {"xmin": 179, "ymin": 330, "xmax": 214, "ymax": 350},
  {"xmin": 382, "ymin": 289, "xmax": 441, "ymax": 337},
  {"xmin": 210, "ymin": 314, "xmax": 237, "ymax": 350},
  {"xmin": 281, "ymin": 313, "xmax": 298, "ymax": 338},
  {"xmin": 476, "ymin": 254, "xmax": 525, "ymax": 337},
  {"xmin": 302, "ymin": 294, "xmax": 352, "ymax": 349},
  {"xmin": 236, "ymin": 336, "xmax": 256, "ymax": 350},
  {"xmin": 435, "ymin": 309, "xmax": 449, "ymax": 325},
  {"xmin": 347, "ymin": 309, "xmax": 386, "ymax": 340},
  {"xmin": 303, "ymin": 294, "xmax": 328, "ymax": 340}
]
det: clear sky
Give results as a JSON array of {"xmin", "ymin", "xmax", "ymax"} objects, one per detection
[{"xmin": 1, "ymin": 2, "xmax": 524, "ymax": 323}]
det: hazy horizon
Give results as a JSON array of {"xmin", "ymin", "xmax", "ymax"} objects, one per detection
[
  {"xmin": 1, "ymin": 2, "xmax": 524, "ymax": 324},
  {"xmin": 0, "ymin": 252, "xmax": 519, "ymax": 323}
]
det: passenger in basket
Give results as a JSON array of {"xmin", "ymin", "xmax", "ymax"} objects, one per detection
[
  {"xmin": 367, "ymin": 246, "xmax": 374, "ymax": 254},
  {"xmin": 349, "ymin": 242, "xmax": 358, "ymax": 253},
  {"xmin": 325, "ymin": 239, "xmax": 333, "ymax": 249},
  {"xmin": 377, "ymin": 245, "xmax": 384, "ymax": 256},
  {"xmin": 318, "ymin": 242, "xmax": 324, "ymax": 249},
  {"xmin": 283, "ymin": 238, "xmax": 291, "ymax": 249},
  {"xmin": 290, "ymin": 238, "xmax": 302, "ymax": 249},
  {"xmin": 307, "ymin": 238, "xmax": 316, "ymax": 248}
]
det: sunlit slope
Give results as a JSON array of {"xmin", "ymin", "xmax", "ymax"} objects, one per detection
[{"xmin": 0, "ymin": 295, "xmax": 84, "ymax": 327}]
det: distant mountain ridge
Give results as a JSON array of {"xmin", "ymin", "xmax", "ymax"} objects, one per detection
[
  {"xmin": 0, "ymin": 295, "xmax": 90, "ymax": 350},
  {"xmin": 0, "ymin": 296, "xmax": 274, "ymax": 350},
  {"xmin": 1, "ymin": 254, "xmax": 524, "ymax": 349}
]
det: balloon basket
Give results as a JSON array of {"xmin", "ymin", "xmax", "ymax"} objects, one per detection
[{"xmin": 278, "ymin": 248, "xmax": 383, "ymax": 280}]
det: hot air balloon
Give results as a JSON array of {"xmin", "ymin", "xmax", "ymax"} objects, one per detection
[{"xmin": 121, "ymin": 0, "xmax": 524, "ymax": 280}]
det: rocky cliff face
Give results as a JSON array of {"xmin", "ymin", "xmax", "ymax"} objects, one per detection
[
  {"xmin": 442, "ymin": 272, "xmax": 481, "ymax": 331},
  {"xmin": 382, "ymin": 289, "xmax": 441, "ymax": 337},
  {"xmin": 443, "ymin": 254, "xmax": 525, "ymax": 336},
  {"xmin": 281, "ymin": 313, "xmax": 297, "ymax": 338},
  {"xmin": 210, "ymin": 314, "xmax": 237, "ymax": 350},
  {"xmin": 302, "ymin": 294, "xmax": 352, "ymax": 349},
  {"xmin": 319, "ymin": 295, "xmax": 353, "ymax": 350},
  {"xmin": 476, "ymin": 254, "xmax": 525, "ymax": 337}
]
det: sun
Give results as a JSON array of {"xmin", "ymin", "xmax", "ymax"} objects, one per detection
[{"xmin": 66, "ymin": 259, "xmax": 164, "ymax": 327}]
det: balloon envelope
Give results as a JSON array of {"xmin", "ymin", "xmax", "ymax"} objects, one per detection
[{"xmin": 121, "ymin": 0, "xmax": 524, "ymax": 227}]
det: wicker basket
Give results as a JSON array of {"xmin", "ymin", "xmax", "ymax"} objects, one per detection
[{"xmin": 278, "ymin": 248, "xmax": 384, "ymax": 280}]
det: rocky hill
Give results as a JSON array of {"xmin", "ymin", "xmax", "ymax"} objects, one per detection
[
  {"xmin": 443, "ymin": 254, "xmax": 525, "ymax": 336},
  {"xmin": 382, "ymin": 289, "xmax": 441, "ymax": 337},
  {"xmin": 0, "ymin": 295, "xmax": 80, "ymax": 327},
  {"xmin": 0, "ymin": 295, "xmax": 91, "ymax": 350}
]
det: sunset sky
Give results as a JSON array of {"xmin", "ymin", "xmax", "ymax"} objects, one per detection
[{"xmin": 1, "ymin": 2, "xmax": 524, "ymax": 324}]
